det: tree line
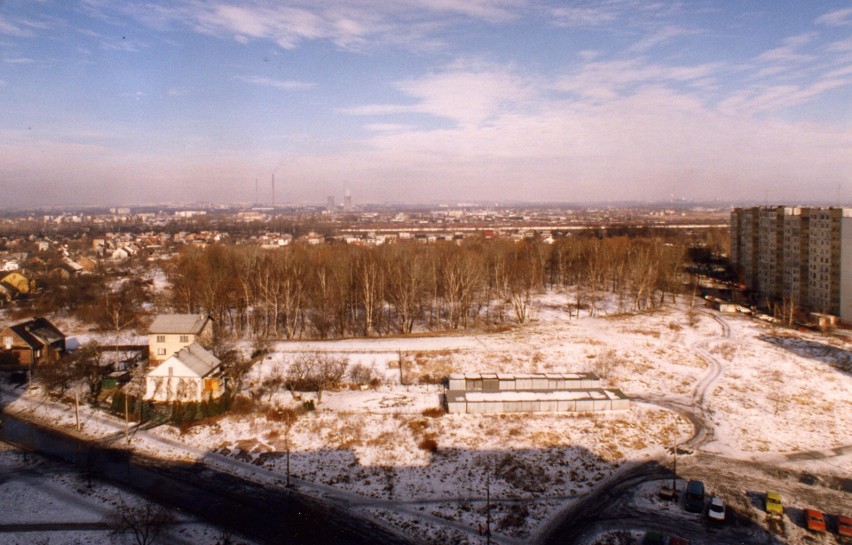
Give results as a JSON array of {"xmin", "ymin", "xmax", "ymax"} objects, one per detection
[{"xmin": 167, "ymin": 234, "xmax": 693, "ymax": 340}]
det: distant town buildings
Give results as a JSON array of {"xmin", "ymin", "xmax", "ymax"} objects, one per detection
[{"xmin": 731, "ymin": 206, "xmax": 852, "ymax": 323}]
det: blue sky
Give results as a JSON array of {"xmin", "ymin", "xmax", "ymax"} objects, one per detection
[{"xmin": 1, "ymin": 1, "xmax": 850, "ymax": 208}]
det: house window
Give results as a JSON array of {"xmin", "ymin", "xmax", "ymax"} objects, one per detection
[
  {"xmin": 156, "ymin": 335, "xmax": 165, "ymax": 343},
  {"xmin": 3, "ymin": 336, "xmax": 11, "ymax": 350},
  {"xmin": 168, "ymin": 367, "xmax": 173, "ymax": 377},
  {"xmin": 179, "ymin": 335, "xmax": 189, "ymax": 343},
  {"xmin": 157, "ymin": 348, "xmax": 166, "ymax": 356}
]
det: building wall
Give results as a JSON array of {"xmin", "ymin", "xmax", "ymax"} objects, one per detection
[
  {"xmin": 148, "ymin": 321, "xmax": 213, "ymax": 363},
  {"xmin": 807, "ymin": 209, "xmax": 841, "ymax": 315},
  {"xmin": 757, "ymin": 207, "xmax": 784, "ymax": 300},
  {"xmin": 782, "ymin": 207, "xmax": 809, "ymax": 310},
  {"xmin": 730, "ymin": 209, "xmax": 741, "ymax": 268},
  {"xmin": 447, "ymin": 392, "xmax": 630, "ymax": 414},
  {"xmin": 841, "ymin": 214, "xmax": 852, "ymax": 323},
  {"xmin": 738, "ymin": 208, "xmax": 760, "ymax": 288}
]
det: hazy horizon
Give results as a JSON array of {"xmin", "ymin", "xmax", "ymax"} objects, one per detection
[{"xmin": 1, "ymin": 1, "xmax": 850, "ymax": 209}]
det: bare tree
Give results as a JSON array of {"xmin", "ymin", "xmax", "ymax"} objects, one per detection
[
  {"xmin": 106, "ymin": 499, "xmax": 175, "ymax": 545},
  {"xmin": 286, "ymin": 352, "xmax": 348, "ymax": 404},
  {"xmin": 267, "ymin": 405, "xmax": 305, "ymax": 486}
]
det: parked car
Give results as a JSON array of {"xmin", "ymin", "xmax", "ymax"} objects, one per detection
[
  {"xmin": 642, "ymin": 531, "xmax": 664, "ymax": 545},
  {"xmin": 765, "ymin": 491, "xmax": 783, "ymax": 516},
  {"xmin": 707, "ymin": 496, "xmax": 726, "ymax": 521},
  {"xmin": 837, "ymin": 515, "xmax": 852, "ymax": 537},
  {"xmin": 684, "ymin": 480, "xmax": 705, "ymax": 513},
  {"xmin": 804, "ymin": 509, "xmax": 826, "ymax": 532}
]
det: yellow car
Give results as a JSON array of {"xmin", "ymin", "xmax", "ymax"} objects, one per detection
[{"xmin": 765, "ymin": 492, "xmax": 783, "ymax": 516}]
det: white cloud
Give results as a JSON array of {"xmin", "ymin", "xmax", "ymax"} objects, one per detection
[
  {"xmin": 550, "ymin": 6, "xmax": 617, "ymax": 27},
  {"xmin": 816, "ymin": 7, "xmax": 852, "ymax": 27},
  {"xmin": 628, "ymin": 24, "xmax": 695, "ymax": 52},
  {"xmin": 235, "ymin": 75, "xmax": 315, "ymax": 90},
  {"xmin": 3, "ymin": 57, "xmax": 35, "ymax": 64},
  {"xmin": 0, "ymin": 15, "xmax": 34, "ymax": 37},
  {"xmin": 757, "ymin": 32, "xmax": 816, "ymax": 64}
]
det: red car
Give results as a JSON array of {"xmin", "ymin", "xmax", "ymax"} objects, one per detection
[
  {"xmin": 838, "ymin": 515, "xmax": 852, "ymax": 537},
  {"xmin": 804, "ymin": 509, "xmax": 826, "ymax": 532}
]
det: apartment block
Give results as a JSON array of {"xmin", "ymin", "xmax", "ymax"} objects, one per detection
[
  {"xmin": 731, "ymin": 206, "xmax": 852, "ymax": 324},
  {"xmin": 782, "ymin": 207, "xmax": 809, "ymax": 309},
  {"xmin": 730, "ymin": 208, "xmax": 760, "ymax": 289},
  {"xmin": 757, "ymin": 207, "xmax": 784, "ymax": 301}
]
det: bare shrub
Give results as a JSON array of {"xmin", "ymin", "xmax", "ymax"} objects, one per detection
[
  {"xmin": 407, "ymin": 418, "xmax": 430, "ymax": 434},
  {"xmin": 422, "ymin": 407, "xmax": 445, "ymax": 418},
  {"xmin": 418, "ymin": 435, "xmax": 438, "ymax": 453},
  {"xmin": 230, "ymin": 395, "xmax": 261, "ymax": 416},
  {"xmin": 494, "ymin": 453, "xmax": 548, "ymax": 493},
  {"xmin": 498, "ymin": 503, "xmax": 529, "ymax": 530},
  {"xmin": 348, "ymin": 363, "xmax": 376, "ymax": 386}
]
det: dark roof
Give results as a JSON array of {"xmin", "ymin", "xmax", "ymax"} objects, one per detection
[{"xmin": 8, "ymin": 317, "xmax": 65, "ymax": 349}]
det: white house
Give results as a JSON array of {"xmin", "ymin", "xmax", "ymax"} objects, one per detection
[
  {"xmin": 148, "ymin": 313, "xmax": 213, "ymax": 363},
  {"xmin": 144, "ymin": 343, "xmax": 223, "ymax": 402}
]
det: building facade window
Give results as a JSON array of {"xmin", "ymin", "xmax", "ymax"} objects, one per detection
[
  {"xmin": 157, "ymin": 348, "xmax": 166, "ymax": 356},
  {"xmin": 156, "ymin": 335, "xmax": 165, "ymax": 343},
  {"xmin": 179, "ymin": 335, "xmax": 189, "ymax": 343}
]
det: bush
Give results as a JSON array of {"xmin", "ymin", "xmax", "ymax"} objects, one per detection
[
  {"xmin": 302, "ymin": 399, "xmax": 315, "ymax": 412},
  {"xmin": 422, "ymin": 407, "xmax": 445, "ymax": 418},
  {"xmin": 348, "ymin": 363, "xmax": 376, "ymax": 385},
  {"xmin": 418, "ymin": 435, "xmax": 438, "ymax": 453},
  {"xmin": 498, "ymin": 503, "xmax": 529, "ymax": 529}
]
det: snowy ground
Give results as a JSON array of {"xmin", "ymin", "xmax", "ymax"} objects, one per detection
[
  {"xmin": 2, "ymin": 291, "xmax": 851, "ymax": 544},
  {"xmin": 0, "ymin": 442, "xmax": 250, "ymax": 545}
]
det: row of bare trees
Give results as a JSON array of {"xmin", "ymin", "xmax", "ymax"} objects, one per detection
[{"xmin": 166, "ymin": 234, "xmax": 690, "ymax": 341}]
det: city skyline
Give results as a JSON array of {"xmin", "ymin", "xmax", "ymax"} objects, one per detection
[{"xmin": 1, "ymin": 1, "xmax": 851, "ymax": 208}]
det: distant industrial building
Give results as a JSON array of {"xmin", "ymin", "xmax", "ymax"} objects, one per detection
[{"xmin": 730, "ymin": 206, "xmax": 852, "ymax": 323}]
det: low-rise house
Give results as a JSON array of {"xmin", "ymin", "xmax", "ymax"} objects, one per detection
[
  {"xmin": 0, "ymin": 271, "xmax": 35, "ymax": 295},
  {"xmin": 0, "ymin": 317, "xmax": 66, "ymax": 365},
  {"xmin": 148, "ymin": 313, "xmax": 214, "ymax": 363},
  {"xmin": 144, "ymin": 342, "xmax": 223, "ymax": 402}
]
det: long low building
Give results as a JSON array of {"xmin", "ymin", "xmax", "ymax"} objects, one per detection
[
  {"xmin": 448, "ymin": 372, "xmax": 601, "ymax": 392},
  {"xmin": 445, "ymin": 372, "xmax": 629, "ymax": 414}
]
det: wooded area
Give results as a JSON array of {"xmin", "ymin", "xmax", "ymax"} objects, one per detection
[{"xmin": 163, "ymin": 234, "xmax": 700, "ymax": 340}]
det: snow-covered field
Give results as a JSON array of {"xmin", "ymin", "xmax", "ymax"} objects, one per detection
[{"xmin": 2, "ymin": 291, "xmax": 851, "ymax": 544}]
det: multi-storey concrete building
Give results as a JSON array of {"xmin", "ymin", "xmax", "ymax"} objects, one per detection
[
  {"xmin": 757, "ymin": 207, "xmax": 784, "ymax": 302},
  {"xmin": 730, "ymin": 208, "xmax": 759, "ymax": 289},
  {"xmin": 782, "ymin": 207, "xmax": 809, "ymax": 310},
  {"xmin": 731, "ymin": 206, "xmax": 852, "ymax": 324}
]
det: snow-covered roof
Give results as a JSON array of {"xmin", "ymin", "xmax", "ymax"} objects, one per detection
[
  {"xmin": 156, "ymin": 342, "xmax": 220, "ymax": 377},
  {"xmin": 464, "ymin": 389, "xmax": 624, "ymax": 402},
  {"xmin": 149, "ymin": 314, "xmax": 211, "ymax": 335},
  {"xmin": 448, "ymin": 372, "xmax": 599, "ymax": 381}
]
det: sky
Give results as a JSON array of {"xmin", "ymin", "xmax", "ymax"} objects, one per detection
[{"xmin": 0, "ymin": 0, "xmax": 851, "ymax": 209}]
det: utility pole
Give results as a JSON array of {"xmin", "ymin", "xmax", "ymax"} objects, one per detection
[
  {"xmin": 124, "ymin": 393, "xmax": 129, "ymax": 443},
  {"xmin": 672, "ymin": 442, "xmax": 678, "ymax": 497},
  {"xmin": 485, "ymin": 463, "xmax": 492, "ymax": 545},
  {"xmin": 75, "ymin": 391, "xmax": 80, "ymax": 431}
]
